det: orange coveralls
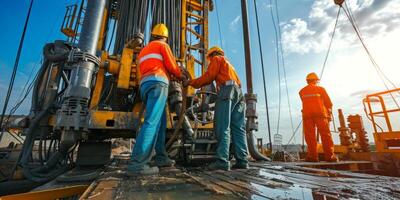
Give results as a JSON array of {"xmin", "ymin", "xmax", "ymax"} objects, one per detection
[
  {"xmin": 128, "ymin": 40, "xmax": 181, "ymax": 171},
  {"xmin": 299, "ymin": 84, "xmax": 335, "ymax": 161},
  {"xmin": 190, "ymin": 55, "xmax": 241, "ymax": 88},
  {"xmin": 189, "ymin": 56, "xmax": 248, "ymax": 168},
  {"xmin": 137, "ymin": 40, "xmax": 181, "ymax": 82}
]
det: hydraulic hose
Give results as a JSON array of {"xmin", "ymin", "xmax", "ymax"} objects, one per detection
[
  {"xmin": 17, "ymin": 46, "xmax": 71, "ymax": 182},
  {"xmin": 166, "ymin": 85, "xmax": 188, "ymax": 149},
  {"xmin": 43, "ymin": 43, "xmax": 69, "ymax": 62},
  {"xmin": 247, "ymin": 131, "xmax": 271, "ymax": 161},
  {"xmin": 19, "ymin": 106, "xmax": 68, "ymax": 183}
]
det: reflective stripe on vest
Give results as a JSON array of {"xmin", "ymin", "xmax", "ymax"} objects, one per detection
[
  {"xmin": 302, "ymin": 94, "xmax": 321, "ymax": 98},
  {"xmin": 139, "ymin": 53, "xmax": 163, "ymax": 64}
]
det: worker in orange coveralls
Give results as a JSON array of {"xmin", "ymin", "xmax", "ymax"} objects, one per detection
[
  {"xmin": 184, "ymin": 46, "xmax": 249, "ymax": 171},
  {"xmin": 127, "ymin": 24, "xmax": 189, "ymax": 176},
  {"xmin": 299, "ymin": 72, "xmax": 338, "ymax": 162}
]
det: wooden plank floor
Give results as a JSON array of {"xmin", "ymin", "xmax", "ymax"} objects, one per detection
[{"xmin": 79, "ymin": 158, "xmax": 400, "ymax": 200}]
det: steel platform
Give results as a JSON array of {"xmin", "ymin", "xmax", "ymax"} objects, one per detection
[{"xmin": 73, "ymin": 158, "xmax": 400, "ymax": 200}]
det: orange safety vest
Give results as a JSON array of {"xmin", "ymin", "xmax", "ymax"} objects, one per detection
[
  {"xmin": 299, "ymin": 84, "xmax": 333, "ymax": 118},
  {"xmin": 190, "ymin": 55, "xmax": 241, "ymax": 89},
  {"xmin": 137, "ymin": 40, "xmax": 181, "ymax": 82}
]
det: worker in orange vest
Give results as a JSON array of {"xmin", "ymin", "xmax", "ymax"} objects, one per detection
[
  {"xmin": 184, "ymin": 46, "xmax": 249, "ymax": 170},
  {"xmin": 299, "ymin": 72, "xmax": 338, "ymax": 162},
  {"xmin": 127, "ymin": 24, "xmax": 188, "ymax": 176}
]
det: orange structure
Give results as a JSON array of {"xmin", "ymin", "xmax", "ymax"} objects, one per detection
[{"xmin": 364, "ymin": 88, "xmax": 400, "ymax": 153}]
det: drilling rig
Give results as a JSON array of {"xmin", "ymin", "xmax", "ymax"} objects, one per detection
[
  {"xmin": 2, "ymin": 0, "xmax": 400, "ymax": 199},
  {"xmin": 4, "ymin": 0, "xmax": 268, "ymax": 186}
]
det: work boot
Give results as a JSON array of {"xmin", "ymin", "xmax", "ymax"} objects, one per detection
[
  {"xmin": 231, "ymin": 162, "xmax": 249, "ymax": 170},
  {"xmin": 207, "ymin": 161, "xmax": 230, "ymax": 171},
  {"xmin": 126, "ymin": 165, "xmax": 159, "ymax": 177},
  {"xmin": 154, "ymin": 158, "xmax": 176, "ymax": 168},
  {"xmin": 326, "ymin": 156, "xmax": 339, "ymax": 163}
]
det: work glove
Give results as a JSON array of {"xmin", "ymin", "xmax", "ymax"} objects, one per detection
[
  {"xmin": 182, "ymin": 79, "xmax": 191, "ymax": 87},
  {"xmin": 327, "ymin": 111, "xmax": 333, "ymax": 122},
  {"xmin": 180, "ymin": 67, "xmax": 192, "ymax": 81}
]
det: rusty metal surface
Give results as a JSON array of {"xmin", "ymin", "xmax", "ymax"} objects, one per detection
[{"xmin": 78, "ymin": 157, "xmax": 400, "ymax": 200}]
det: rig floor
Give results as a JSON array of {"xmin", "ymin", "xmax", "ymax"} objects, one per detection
[{"xmin": 30, "ymin": 156, "xmax": 400, "ymax": 200}]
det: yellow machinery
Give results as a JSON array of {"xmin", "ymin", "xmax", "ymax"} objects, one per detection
[{"xmin": 0, "ymin": 0, "xmax": 268, "ymax": 192}]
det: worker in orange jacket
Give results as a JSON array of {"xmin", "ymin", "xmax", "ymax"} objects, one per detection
[
  {"xmin": 184, "ymin": 46, "xmax": 249, "ymax": 170},
  {"xmin": 299, "ymin": 73, "xmax": 338, "ymax": 162},
  {"xmin": 127, "ymin": 24, "xmax": 188, "ymax": 176}
]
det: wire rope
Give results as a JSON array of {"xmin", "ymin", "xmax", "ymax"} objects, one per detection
[{"xmin": 253, "ymin": 0, "xmax": 273, "ymax": 150}]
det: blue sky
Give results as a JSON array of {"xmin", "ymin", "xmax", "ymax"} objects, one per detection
[{"xmin": 1, "ymin": 0, "xmax": 400, "ymax": 144}]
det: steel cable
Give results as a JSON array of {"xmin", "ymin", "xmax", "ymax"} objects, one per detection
[
  {"xmin": 342, "ymin": 2, "xmax": 400, "ymax": 109},
  {"xmin": 214, "ymin": 0, "xmax": 224, "ymax": 49},
  {"xmin": 268, "ymin": 0, "xmax": 282, "ymax": 140},
  {"xmin": 274, "ymin": 0, "xmax": 296, "ymax": 142},
  {"xmin": 0, "ymin": 0, "xmax": 34, "ymax": 137},
  {"xmin": 320, "ymin": 8, "xmax": 341, "ymax": 79},
  {"xmin": 284, "ymin": 6, "xmax": 341, "ymax": 150},
  {"xmin": 253, "ymin": 0, "xmax": 273, "ymax": 150}
]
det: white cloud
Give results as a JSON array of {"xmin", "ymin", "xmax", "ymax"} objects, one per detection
[
  {"xmin": 274, "ymin": 0, "xmax": 400, "ymax": 143},
  {"xmin": 281, "ymin": 0, "xmax": 400, "ymax": 54},
  {"xmin": 229, "ymin": 15, "xmax": 241, "ymax": 32}
]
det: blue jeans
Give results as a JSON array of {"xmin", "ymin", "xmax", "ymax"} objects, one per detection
[
  {"xmin": 214, "ymin": 85, "xmax": 249, "ymax": 167},
  {"xmin": 128, "ymin": 81, "xmax": 169, "ymax": 170}
]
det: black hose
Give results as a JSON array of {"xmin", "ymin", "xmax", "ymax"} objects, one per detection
[
  {"xmin": 19, "ymin": 105, "xmax": 67, "ymax": 183},
  {"xmin": 16, "ymin": 44, "xmax": 71, "ymax": 182},
  {"xmin": 166, "ymin": 86, "xmax": 188, "ymax": 149},
  {"xmin": 30, "ymin": 59, "xmax": 48, "ymax": 115},
  {"xmin": 43, "ymin": 43, "xmax": 69, "ymax": 62},
  {"xmin": 247, "ymin": 131, "xmax": 271, "ymax": 161}
]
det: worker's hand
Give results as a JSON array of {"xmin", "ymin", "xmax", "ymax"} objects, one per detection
[
  {"xmin": 327, "ymin": 113, "xmax": 333, "ymax": 122},
  {"xmin": 182, "ymin": 79, "xmax": 191, "ymax": 87},
  {"xmin": 180, "ymin": 67, "xmax": 192, "ymax": 81}
]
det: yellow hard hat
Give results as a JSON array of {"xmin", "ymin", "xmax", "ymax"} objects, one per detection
[
  {"xmin": 306, "ymin": 72, "xmax": 319, "ymax": 81},
  {"xmin": 151, "ymin": 23, "xmax": 169, "ymax": 38},
  {"xmin": 206, "ymin": 46, "xmax": 224, "ymax": 57}
]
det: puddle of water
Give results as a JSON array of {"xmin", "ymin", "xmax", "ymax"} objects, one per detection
[
  {"xmin": 255, "ymin": 169, "xmax": 340, "ymax": 200},
  {"xmin": 251, "ymin": 182, "xmax": 314, "ymax": 200},
  {"xmin": 258, "ymin": 169, "xmax": 289, "ymax": 181}
]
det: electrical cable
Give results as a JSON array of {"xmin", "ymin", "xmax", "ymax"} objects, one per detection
[
  {"xmin": 0, "ymin": 0, "xmax": 34, "ymax": 138},
  {"xmin": 253, "ymin": 0, "xmax": 273, "ymax": 150}
]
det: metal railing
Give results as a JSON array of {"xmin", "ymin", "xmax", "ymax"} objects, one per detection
[{"xmin": 364, "ymin": 88, "xmax": 400, "ymax": 151}]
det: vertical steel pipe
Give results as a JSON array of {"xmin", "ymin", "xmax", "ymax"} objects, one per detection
[
  {"xmin": 67, "ymin": 0, "xmax": 106, "ymax": 95},
  {"xmin": 240, "ymin": 0, "xmax": 253, "ymax": 94},
  {"xmin": 56, "ymin": 0, "xmax": 106, "ymax": 141},
  {"xmin": 240, "ymin": 0, "xmax": 270, "ymax": 161}
]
